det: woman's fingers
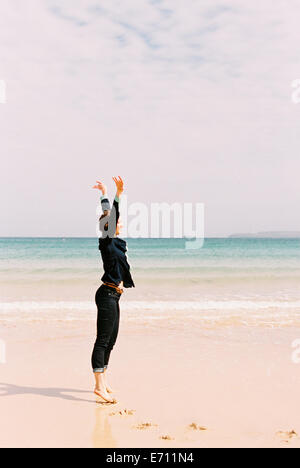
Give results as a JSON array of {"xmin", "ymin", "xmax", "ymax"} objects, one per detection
[
  {"xmin": 112, "ymin": 176, "xmax": 124, "ymax": 190},
  {"xmin": 113, "ymin": 176, "xmax": 123, "ymax": 183}
]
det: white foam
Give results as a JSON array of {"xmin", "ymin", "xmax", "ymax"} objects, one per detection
[
  {"xmin": 1, "ymin": 299, "xmax": 300, "ymax": 312},
  {"xmin": 1, "ymin": 300, "xmax": 300, "ymax": 327}
]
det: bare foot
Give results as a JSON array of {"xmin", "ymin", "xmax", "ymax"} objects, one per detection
[
  {"xmin": 103, "ymin": 373, "xmax": 115, "ymax": 394},
  {"xmin": 106, "ymin": 384, "xmax": 115, "ymax": 394},
  {"xmin": 94, "ymin": 387, "xmax": 117, "ymax": 404}
]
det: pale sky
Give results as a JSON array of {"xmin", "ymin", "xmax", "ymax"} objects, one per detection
[{"xmin": 0, "ymin": 0, "xmax": 300, "ymax": 237}]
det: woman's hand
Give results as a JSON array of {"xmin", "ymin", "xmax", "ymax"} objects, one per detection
[
  {"xmin": 93, "ymin": 181, "xmax": 107, "ymax": 196},
  {"xmin": 113, "ymin": 176, "xmax": 124, "ymax": 196}
]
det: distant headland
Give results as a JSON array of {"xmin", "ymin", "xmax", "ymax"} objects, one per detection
[{"xmin": 229, "ymin": 231, "xmax": 300, "ymax": 238}]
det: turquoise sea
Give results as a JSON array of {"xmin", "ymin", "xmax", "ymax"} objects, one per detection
[{"xmin": 1, "ymin": 237, "xmax": 300, "ymax": 327}]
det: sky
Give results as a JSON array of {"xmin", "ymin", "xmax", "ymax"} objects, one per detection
[{"xmin": 0, "ymin": 0, "xmax": 300, "ymax": 237}]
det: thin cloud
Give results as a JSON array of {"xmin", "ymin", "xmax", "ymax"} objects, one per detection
[{"xmin": 0, "ymin": 0, "xmax": 299, "ymax": 236}]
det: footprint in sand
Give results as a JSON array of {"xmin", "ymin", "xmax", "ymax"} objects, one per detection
[
  {"xmin": 160, "ymin": 435, "xmax": 174, "ymax": 440},
  {"xmin": 109, "ymin": 409, "xmax": 136, "ymax": 416},
  {"xmin": 276, "ymin": 430, "xmax": 298, "ymax": 443},
  {"xmin": 96, "ymin": 400, "xmax": 117, "ymax": 406},
  {"xmin": 134, "ymin": 422, "xmax": 158, "ymax": 430},
  {"xmin": 188, "ymin": 422, "xmax": 207, "ymax": 431}
]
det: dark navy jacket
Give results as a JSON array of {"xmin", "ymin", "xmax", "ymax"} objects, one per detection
[{"xmin": 98, "ymin": 196, "xmax": 135, "ymax": 288}]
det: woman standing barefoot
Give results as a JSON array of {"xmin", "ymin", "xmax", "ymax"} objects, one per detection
[{"xmin": 92, "ymin": 177, "xmax": 135, "ymax": 403}]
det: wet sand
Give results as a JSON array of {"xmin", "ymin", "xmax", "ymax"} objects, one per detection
[{"xmin": 1, "ymin": 317, "xmax": 300, "ymax": 448}]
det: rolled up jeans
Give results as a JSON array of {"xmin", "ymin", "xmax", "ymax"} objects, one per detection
[{"xmin": 92, "ymin": 284, "xmax": 121, "ymax": 373}]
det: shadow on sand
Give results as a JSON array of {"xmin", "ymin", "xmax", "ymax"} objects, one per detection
[{"xmin": 0, "ymin": 382, "xmax": 94, "ymax": 403}]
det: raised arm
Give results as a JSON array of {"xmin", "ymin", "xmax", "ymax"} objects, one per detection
[
  {"xmin": 93, "ymin": 177, "xmax": 124, "ymax": 238},
  {"xmin": 112, "ymin": 176, "xmax": 124, "ymax": 226},
  {"xmin": 93, "ymin": 181, "xmax": 111, "ymax": 213}
]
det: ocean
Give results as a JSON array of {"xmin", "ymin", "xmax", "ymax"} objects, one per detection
[{"xmin": 1, "ymin": 237, "xmax": 300, "ymax": 327}]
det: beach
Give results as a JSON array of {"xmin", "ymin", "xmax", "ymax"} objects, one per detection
[
  {"xmin": 1, "ymin": 321, "xmax": 300, "ymax": 448},
  {"xmin": 1, "ymin": 237, "xmax": 300, "ymax": 448}
]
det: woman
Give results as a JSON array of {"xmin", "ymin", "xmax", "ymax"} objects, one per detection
[{"xmin": 92, "ymin": 176, "xmax": 135, "ymax": 403}]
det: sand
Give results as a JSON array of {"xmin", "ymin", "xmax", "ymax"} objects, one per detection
[{"xmin": 1, "ymin": 317, "xmax": 300, "ymax": 448}]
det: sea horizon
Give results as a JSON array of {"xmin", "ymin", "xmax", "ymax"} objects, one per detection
[{"xmin": 1, "ymin": 234, "xmax": 300, "ymax": 239}]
